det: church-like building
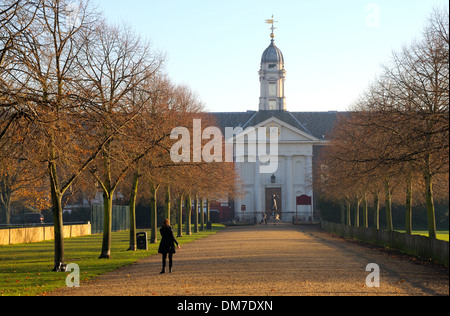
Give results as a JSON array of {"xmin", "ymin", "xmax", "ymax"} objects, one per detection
[{"xmin": 211, "ymin": 22, "xmax": 340, "ymax": 223}]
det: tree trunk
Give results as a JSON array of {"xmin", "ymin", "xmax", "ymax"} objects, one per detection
[
  {"xmin": 48, "ymin": 132, "xmax": 66, "ymax": 270},
  {"xmin": 340, "ymin": 203, "xmax": 345, "ymax": 225},
  {"xmin": 51, "ymin": 195, "xmax": 65, "ymax": 271},
  {"xmin": 362, "ymin": 192, "xmax": 368, "ymax": 228},
  {"xmin": 99, "ymin": 136, "xmax": 114, "ymax": 259},
  {"xmin": 346, "ymin": 200, "xmax": 351, "ymax": 226},
  {"xmin": 128, "ymin": 172, "xmax": 140, "ymax": 251},
  {"xmin": 49, "ymin": 165, "xmax": 65, "ymax": 271},
  {"xmin": 185, "ymin": 194, "xmax": 192, "ymax": 236},
  {"xmin": 200, "ymin": 198, "xmax": 205, "ymax": 231},
  {"xmin": 150, "ymin": 183, "xmax": 159, "ymax": 244},
  {"xmin": 0, "ymin": 184, "xmax": 11, "ymax": 224},
  {"xmin": 194, "ymin": 195, "xmax": 199, "ymax": 233},
  {"xmin": 206, "ymin": 200, "xmax": 211, "ymax": 230},
  {"xmin": 99, "ymin": 192, "xmax": 113, "ymax": 259},
  {"xmin": 423, "ymin": 155, "xmax": 437, "ymax": 239},
  {"xmin": 373, "ymin": 191, "xmax": 380, "ymax": 230},
  {"xmin": 405, "ymin": 173, "xmax": 413, "ymax": 235},
  {"xmin": 355, "ymin": 199, "xmax": 361, "ymax": 228},
  {"xmin": 165, "ymin": 185, "xmax": 171, "ymax": 223},
  {"xmin": 384, "ymin": 178, "xmax": 393, "ymax": 232},
  {"xmin": 177, "ymin": 194, "xmax": 183, "ymax": 238}
]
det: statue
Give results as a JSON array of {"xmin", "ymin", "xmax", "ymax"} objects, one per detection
[{"xmin": 271, "ymin": 194, "xmax": 278, "ymax": 216}]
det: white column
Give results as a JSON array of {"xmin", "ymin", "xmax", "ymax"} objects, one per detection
[{"xmin": 286, "ymin": 156, "xmax": 293, "ymax": 215}]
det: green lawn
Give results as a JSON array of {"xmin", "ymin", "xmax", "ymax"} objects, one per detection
[
  {"xmin": 0, "ymin": 225, "xmax": 224, "ymax": 296},
  {"xmin": 414, "ymin": 231, "xmax": 449, "ymax": 242},
  {"xmin": 396, "ymin": 230, "xmax": 449, "ymax": 242}
]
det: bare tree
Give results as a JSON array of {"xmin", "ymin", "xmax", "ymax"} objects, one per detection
[
  {"xmin": 76, "ymin": 20, "xmax": 164, "ymax": 259},
  {"xmin": 318, "ymin": 8, "xmax": 449, "ymax": 238},
  {"xmin": 374, "ymin": 8, "xmax": 449, "ymax": 238},
  {"xmin": 0, "ymin": 0, "xmax": 41, "ymax": 67},
  {"xmin": 1, "ymin": 0, "xmax": 135, "ymax": 271},
  {"xmin": 2, "ymin": 0, "xmax": 103, "ymax": 271}
]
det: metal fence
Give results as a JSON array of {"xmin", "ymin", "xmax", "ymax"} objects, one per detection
[
  {"xmin": 321, "ymin": 220, "xmax": 449, "ymax": 266},
  {"xmin": 91, "ymin": 204, "xmax": 130, "ymax": 234}
]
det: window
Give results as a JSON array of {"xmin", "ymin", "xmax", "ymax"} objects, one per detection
[
  {"xmin": 268, "ymin": 64, "xmax": 277, "ymax": 69},
  {"xmin": 269, "ymin": 100, "xmax": 277, "ymax": 110},
  {"xmin": 269, "ymin": 83, "xmax": 277, "ymax": 97}
]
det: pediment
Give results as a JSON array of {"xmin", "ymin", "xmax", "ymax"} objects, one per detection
[{"xmin": 232, "ymin": 116, "xmax": 319, "ymax": 143}]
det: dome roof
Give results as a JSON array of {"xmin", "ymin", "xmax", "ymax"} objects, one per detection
[{"xmin": 261, "ymin": 40, "xmax": 284, "ymax": 64}]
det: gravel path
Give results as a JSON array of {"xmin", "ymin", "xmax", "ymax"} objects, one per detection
[{"xmin": 50, "ymin": 224, "xmax": 449, "ymax": 296}]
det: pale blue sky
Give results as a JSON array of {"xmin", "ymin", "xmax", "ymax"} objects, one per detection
[{"xmin": 95, "ymin": 0, "xmax": 449, "ymax": 113}]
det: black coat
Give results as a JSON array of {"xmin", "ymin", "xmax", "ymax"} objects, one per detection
[{"xmin": 158, "ymin": 225, "xmax": 179, "ymax": 254}]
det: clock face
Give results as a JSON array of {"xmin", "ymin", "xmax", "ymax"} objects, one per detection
[{"xmin": 266, "ymin": 123, "xmax": 281, "ymax": 139}]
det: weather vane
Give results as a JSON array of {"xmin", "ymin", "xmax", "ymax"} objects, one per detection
[{"xmin": 265, "ymin": 15, "xmax": 278, "ymax": 39}]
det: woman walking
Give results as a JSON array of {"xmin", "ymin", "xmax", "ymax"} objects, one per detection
[{"xmin": 158, "ymin": 219, "xmax": 181, "ymax": 274}]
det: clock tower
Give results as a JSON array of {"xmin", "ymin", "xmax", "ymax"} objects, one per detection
[{"xmin": 259, "ymin": 17, "xmax": 286, "ymax": 112}]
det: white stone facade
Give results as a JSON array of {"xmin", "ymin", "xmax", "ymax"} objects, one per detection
[{"xmin": 233, "ymin": 117, "xmax": 321, "ymax": 223}]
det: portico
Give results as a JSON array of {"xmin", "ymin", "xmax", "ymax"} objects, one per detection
[{"xmin": 233, "ymin": 116, "xmax": 320, "ymax": 223}]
